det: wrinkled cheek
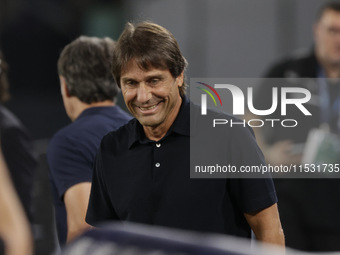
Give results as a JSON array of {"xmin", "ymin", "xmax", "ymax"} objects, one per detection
[
  {"xmin": 122, "ymin": 91, "xmax": 134, "ymax": 106},
  {"xmin": 126, "ymin": 104, "xmax": 136, "ymax": 116}
]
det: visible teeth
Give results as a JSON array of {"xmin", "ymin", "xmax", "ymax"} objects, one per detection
[{"xmin": 140, "ymin": 105, "xmax": 157, "ymax": 111}]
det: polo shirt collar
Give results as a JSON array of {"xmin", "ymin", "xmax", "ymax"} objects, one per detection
[{"xmin": 128, "ymin": 96, "xmax": 190, "ymax": 148}]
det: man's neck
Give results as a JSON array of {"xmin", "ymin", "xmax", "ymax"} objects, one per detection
[
  {"xmin": 325, "ymin": 66, "xmax": 340, "ymax": 78},
  {"xmin": 143, "ymin": 125, "xmax": 168, "ymax": 141},
  {"xmin": 71, "ymin": 100, "xmax": 115, "ymax": 121},
  {"xmin": 318, "ymin": 56, "xmax": 340, "ymax": 78},
  {"xmin": 322, "ymin": 63, "xmax": 340, "ymax": 78}
]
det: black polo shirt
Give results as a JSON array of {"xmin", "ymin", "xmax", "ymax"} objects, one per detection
[{"xmin": 86, "ymin": 97, "xmax": 277, "ymax": 238}]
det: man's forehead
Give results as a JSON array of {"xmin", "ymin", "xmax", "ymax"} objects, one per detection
[
  {"xmin": 121, "ymin": 59, "xmax": 169, "ymax": 79},
  {"xmin": 319, "ymin": 9, "xmax": 340, "ymax": 25}
]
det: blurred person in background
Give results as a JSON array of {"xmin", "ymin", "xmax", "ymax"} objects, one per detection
[
  {"xmin": 251, "ymin": 1, "xmax": 340, "ymax": 252},
  {"xmin": 0, "ymin": 50, "xmax": 37, "ymax": 224},
  {"xmin": 47, "ymin": 36, "xmax": 131, "ymax": 246},
  {"xmin": 0, "ymin": 147, "xmax": 33, "ymax": 255}
]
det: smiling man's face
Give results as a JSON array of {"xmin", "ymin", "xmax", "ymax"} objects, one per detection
[{"xmin": 121, "ymin": 59, "xmax": 183, "ymax": 133}]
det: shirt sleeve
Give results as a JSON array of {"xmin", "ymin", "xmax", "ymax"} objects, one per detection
[
  {"xmin": 47, "ymin": 132, "xmax": 93, "ymax": 200},
  {"xmin": 86, "ymin": 137, "xmax": 119, "ymax": 226},
  {"xmin": 228, "ymin": 123, "xmax": 278, "ymax": 213}
]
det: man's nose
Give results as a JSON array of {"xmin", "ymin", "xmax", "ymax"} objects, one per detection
[{"xmin": 136, "ymin": 83, "xmax": 152, "ymax": 103}]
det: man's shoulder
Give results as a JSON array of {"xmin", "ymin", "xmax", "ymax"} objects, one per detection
[
  {"xmin": 48, "ymin": 119, "xmax": 93, "ymax": 155},
  {"xmin": 49, "ymin": 122, "xmax": 77, "ymax": 143},
  {"xmin": 100, "ymin": 118, "xmax": 137, "ymax": 149},
  {"xmin": 78, "ymin": 106, "xmax": 132, "ymax": 127},
  {"xmin": 265, "ymin": 48, "xmax": 317, "ymax": 78},
  {"xmin": 50, "ymin": 107, "xmax": 131, "ymax": 145},
  {"xmin": 106, "ymin": 117, "xmax": 136, "ymax": 135}
]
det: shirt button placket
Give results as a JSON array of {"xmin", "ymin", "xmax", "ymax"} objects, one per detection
[{"xmin": 155, "ymin": 143, "xmax": 161, "ymax": 170}]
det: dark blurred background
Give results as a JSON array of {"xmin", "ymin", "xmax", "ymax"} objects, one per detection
[{"xmin": 0, "ymin": 0, "xmax": 330, "ymax": 141}]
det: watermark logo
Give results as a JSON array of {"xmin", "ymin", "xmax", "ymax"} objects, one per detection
[
  {"xmin": 197, "ymin": 82, "xmax": 311, "ymax": 116},
  {"xmin": 196, "ymin": 82, "xmax": 222, "ymax": 115},
  {"xmin": 196, "ymin": 81, "xmax": 312, "ymax": 128}
]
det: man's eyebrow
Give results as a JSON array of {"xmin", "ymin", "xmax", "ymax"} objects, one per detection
[
  {"xmin": 121, "ymin": 77, "xmax": 137, "ymax": 83},
  {"xmin": 145, "ymin": 74, "xmax": 164, "ymax": 80}
]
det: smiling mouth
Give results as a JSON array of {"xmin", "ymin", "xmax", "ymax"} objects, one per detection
[
  {"xmin": 139, "ymin": 104, "xmax": 158, "ymax": 111},
  {"xmin": 137, "ymin": 101, "xmax": 163, "ymax": 113}
]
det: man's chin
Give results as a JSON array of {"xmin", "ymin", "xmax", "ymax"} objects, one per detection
[{"xmin": 137, "ymin": 117, "xmax": 161, "ymax": 128}]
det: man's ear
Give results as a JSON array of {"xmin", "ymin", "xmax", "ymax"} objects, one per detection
[
  {"xmin": 176, "ymin": 71, "xmax": 184, "ymax": 88},
  {"xmin": 59, "ymin": 76, "xmax": 71, "ymax": 97}
]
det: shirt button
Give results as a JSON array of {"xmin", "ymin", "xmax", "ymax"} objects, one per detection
[
  {"xmin": 156, "ymin": 143, "xmax": 161, "ymax": 148},
  {"xmin": 155, "ymin": 162, "xmax": 160, "ymax": 168}
]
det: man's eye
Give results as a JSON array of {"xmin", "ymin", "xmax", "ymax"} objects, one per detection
[
  {"xmin": 125, "ymin": 80, "xmax": 137, "ymax": 86},
  {"xmin": 327, "ymin": 27, "xmax": 340, "ymax": 35},
  {"xmin": 149, "ymin": 79, "xmax": 159, "ymax": 85}
]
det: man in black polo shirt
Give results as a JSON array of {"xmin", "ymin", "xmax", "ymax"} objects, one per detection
[{"xmin": 86, "ymin": 21, "xmax": 284, "ymax": 246}]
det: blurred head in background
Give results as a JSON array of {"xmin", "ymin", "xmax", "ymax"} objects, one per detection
[
  {"xmin": 57, "ymin": 36, "xmax": 119, "ymax": 121},
  {"xmin": 314, "ymin": 1, "xmax": 340, "ymax": 68}
]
